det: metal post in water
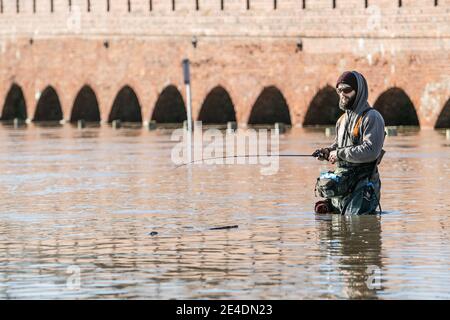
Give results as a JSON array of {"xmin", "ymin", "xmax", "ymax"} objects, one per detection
[
  {"xmin": 183, "ymin": 59, "xmax": 193, "ymax": 163},
  {"xmin": 275, "ymin": 122, "xmax": 286, "ymax": 134},
  {"xmin": 148, "ymin": 120, "xmax": 157, "ymax": 130},
  {"xmin": 112, "ymin": 119, "xmax": 121, "ymax": 129},
  {"xmin": 77, "ymin": 119, "xmax": 86, "ymax": 129},
  {"xmin": 227, "ymin": 121, "xmax": 237, "ymax": 133},
  {"xmin": 13, "ymin": 118, "xmax": 22, "ymax": 128}
]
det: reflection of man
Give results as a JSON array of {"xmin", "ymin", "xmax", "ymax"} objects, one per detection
[
  {"xmin": 315, "ymin": 214, "xmax": 383, "ymax": 298},
  {"xmin": 314, "ymin": 71, "xmax": 385, "ymax": 215}
]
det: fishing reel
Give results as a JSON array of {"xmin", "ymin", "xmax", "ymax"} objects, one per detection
[
  {"xmin": 312, "ymin": 150, "xmax": 322, "ymax": 158},
  {"xmin": 312, "ymin": 148, "xmax": 333, "ymax": 161}
]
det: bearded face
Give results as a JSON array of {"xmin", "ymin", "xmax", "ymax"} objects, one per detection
[{"xmin": 337, "ymin": 84, "xmax": 356, "ymax": 110}]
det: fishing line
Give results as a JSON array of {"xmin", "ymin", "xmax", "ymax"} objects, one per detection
[{"xmin": 175, "ymin": 153, "xmax": 316, "ymax": 169}]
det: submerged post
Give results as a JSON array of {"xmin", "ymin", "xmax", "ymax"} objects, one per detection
[
  {"xmin": 227, "ymin": 121, "xmax": 237, "ymax": 133},
  {"xmin": 13, "ymin": 118, "xmax": 25, "ymax": 128},
  {"xmin": 183, "ymin": 59, "xmax": 193, "ymax": 163},
  {"xmin": 112, "ymin": 119, "xmax": 121, "ymax": 129},
  {"xmin": 148, "ymin": 120, "xmax": 157, "ymax": 130},
  {"xmin": 77, "ymin": 119, "xmax": 86, "ymax": 129},
  {"xmin": 275, "ymin": 122, "xmax": 286, "ymax": 134}
]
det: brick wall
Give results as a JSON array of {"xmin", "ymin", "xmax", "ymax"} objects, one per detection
[
  {"xmin": 0, "ymin": 0, "xmax": 448, "ymax": 38},
  {"xmin": 0, "ymin": 0, "xmax": 449, "ymax": 127}
]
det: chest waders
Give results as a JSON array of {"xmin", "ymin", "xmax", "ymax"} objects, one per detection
[{"xmin": 338, "ymin": 154, "xmax": 384, "ymax": 215}]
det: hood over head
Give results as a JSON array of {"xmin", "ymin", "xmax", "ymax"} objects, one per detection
[{"xmin": 341, "ymin": 71, "xmax": 372, "ymax": 133}]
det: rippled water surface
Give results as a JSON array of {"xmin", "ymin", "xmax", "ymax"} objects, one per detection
[{"xmin": 0, "ymin": 124, "xmax": 449, "ymax": 299}]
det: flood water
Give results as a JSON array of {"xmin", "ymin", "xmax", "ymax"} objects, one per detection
[{"xmin": 0, "ymin": 123, "xmax": 449, "ymax": 299}]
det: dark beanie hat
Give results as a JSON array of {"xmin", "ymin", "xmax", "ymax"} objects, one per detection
[{"xmin": 336, "ymin": 71, "xmax": 358, "ymax": 92}]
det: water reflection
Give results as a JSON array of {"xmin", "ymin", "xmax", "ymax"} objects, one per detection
[
  {"xmin": 316, "ymin": 215, "xmax": 383, "ymax": 299},
  {"xmin": 0, "ymin": 124, "xmax": 449, "ymax": 299}
]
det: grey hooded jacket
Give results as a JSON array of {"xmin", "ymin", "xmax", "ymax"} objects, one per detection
[{"xmin": 329, "ymin": 71, "xmax": 385, "ymax": 164}]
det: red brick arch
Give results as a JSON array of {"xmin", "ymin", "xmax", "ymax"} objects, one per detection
[
  {"xmin": 33, "ymin": 85, "xmax": 63, "ymax": 122},
  {"xmin": 247, "ymin": 86, "xmax": 291, "ymax": 125},
  {"xmin": 435, "ymin": 98, "xmax": 450, "ymax": 129},
  {"xmin": 1, "ymin": 83, "xmax": 27, "ymax": 120},
  {"xmin": 373, "ymin": 87, "xmax": 419, "ymax": 126},
  {"xmin": 70, "ymin": 85, "xmax": 101, "ymax": 122},
  {"xmin": 108, "ymin": 85, "xmax": 142, "ymax": 123},
  {"xmin": 151, "ymin": 85, "xmax": 187, "ymax": 124},
  {"xmin": 198, "ymin": 85, "xmax": 236, "ymax": 124},
  {"xmin": 303, "ymin": 85, "xmax": 341, "ymax": 126}
]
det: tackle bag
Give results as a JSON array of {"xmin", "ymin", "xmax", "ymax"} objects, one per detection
[{"xmin": 315, "ymin": 169, "xmax": 355, "ymax": 198}]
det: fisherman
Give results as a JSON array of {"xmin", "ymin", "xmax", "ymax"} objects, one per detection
[{"xmin": 313, "ymin": 71, "xmax": 386, "ymax": 215}]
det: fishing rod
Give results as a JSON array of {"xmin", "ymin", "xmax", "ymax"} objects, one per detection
[{"xmin": 175, "ymin": 152, "xmax": 321, "ymax": 169}]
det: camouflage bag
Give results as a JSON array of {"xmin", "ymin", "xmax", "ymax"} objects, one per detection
[{"xmin": 315, "ymin": 169, "xmax": 356, "ymax": 198}]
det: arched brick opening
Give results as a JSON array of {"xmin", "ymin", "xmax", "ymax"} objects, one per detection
[
  {"xmin": 198, "ymin": 86, "xmax": 236, "ymax": 124},
  {"xmin": 108, "ymin": 85, "xmax": 142, "ymax": 123},
  {"xmin": 70, "ymin": 85, "xmax": 100, "ymax": 122},
  {"xmin": 303, "ymin": 85, "xmax": 341, "ymax": 126},
  {"xmin": 435, "ymin": 98, "xmax": 450, "ymax": 129},
  {"xmin": 33, "ymin": 86, "xmax": 63, "ymax": 122},
  {"xmin": 373, "ymin": 87, "xmax": 419, "ymax": 126},
  {"xmin": 1, "ymin": 83, "xmax": 27, "ymax": 120},
  {"xmin": 248, "ymin": 86, "xmax": 291, "ymax": 125},
  {"xmin": 151, "ymin": 85, "xmax": 186, "ymax": 123}
]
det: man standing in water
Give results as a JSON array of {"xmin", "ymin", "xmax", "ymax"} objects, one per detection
[{"xmin": 313, "ymin": 71, "xmax": 386, "ymax": 215}]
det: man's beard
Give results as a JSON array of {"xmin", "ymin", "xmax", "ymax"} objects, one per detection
[{"xmin": 339, "ymin": 95, "xmax": 356, "ymax": 111}]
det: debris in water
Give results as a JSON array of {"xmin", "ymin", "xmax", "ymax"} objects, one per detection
[
  {"xmin": 149, "ymin": 231, "xmax": 158, "ymax": 236},
  {"xmin": 209, "ymin": 225, "xmax": 239, "ymax": 231}
]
